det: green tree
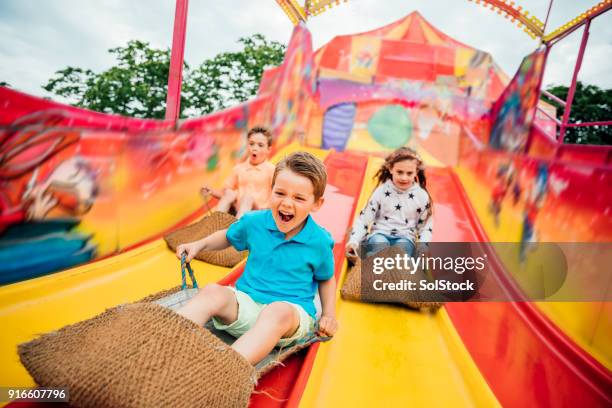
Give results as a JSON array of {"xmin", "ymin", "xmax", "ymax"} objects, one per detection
[
  {"xmin": 0, "ymin": 81, "xmax": 10, "ymax": 87},
  {"xmin": 42, "ymin": 34, "xmax": 286, "ymax": 119},
  {"xmin": 44, "ymin": 40, "xmax": 183, "ymax": 119},
  {"xmin": 542, "ymin": 82, "xmax": 611, "ymax": 145},
  {"xmin": 184, "ymin": 34, "xmax": 286, "ymax": 116}
]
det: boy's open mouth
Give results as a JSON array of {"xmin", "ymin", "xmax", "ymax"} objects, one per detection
[{"xmin": 278, "ymin": 210, "xmax": 294, "ymax": 223}]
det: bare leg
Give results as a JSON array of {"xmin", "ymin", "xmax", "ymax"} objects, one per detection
[
  {"xmin": 231, "ymin": 302, "xmax": 300, "ymax": 365},
  {"xmin": 235, "ymin": 194, "xmax": 255, "ymax": 218},
  {"xmin": 215, "ymin": 189, "xmax": 238, "ymax": 213},
  {"xmin": 176, "ymin": 283, "xmax": 238, "ymax": 326}
]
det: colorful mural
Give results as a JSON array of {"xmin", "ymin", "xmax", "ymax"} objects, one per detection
[
  {"xmin": 0, "ymin": 112, "xmax": 244, "ymax": 284},
  {"xmin": 301, "ymin": 12, "xmax": 507, "ymax": 164},
  {"xmin": 458, "ymin": 126, "xmax": 612, "ymax": 368},
  {"xmin": 489, "ymin": 49, "xmax": 546, "ymax": 152},
  {"xmin": 0, "ymin": 24, "xmax": 319, "ymax": 285}
]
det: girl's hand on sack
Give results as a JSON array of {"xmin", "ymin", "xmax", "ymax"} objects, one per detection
[{"xmin": 345, "ymin": 243, "xmax": 359, "ymax": 262}]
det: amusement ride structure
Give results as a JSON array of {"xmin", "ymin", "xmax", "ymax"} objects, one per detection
[{"xmin": 0, "ymin": 1, "xmax": 611, "ymax": 406}]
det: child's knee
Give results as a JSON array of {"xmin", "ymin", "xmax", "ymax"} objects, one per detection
[
  {"xmin": 259, "ymin": 302, "xmax": 297, "ymax": 330},
  {"xmin": 196, "ymin": 284, "xmax": 232, "ymax": 305},
  {"xmin": 368, "ymin": 234, "xmax": 389, "ymax": 245}
]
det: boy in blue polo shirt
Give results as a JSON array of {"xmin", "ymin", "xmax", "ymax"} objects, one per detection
[{"xmin": 176, "ymin": 152, "xmax": 338, "ymax": 365}]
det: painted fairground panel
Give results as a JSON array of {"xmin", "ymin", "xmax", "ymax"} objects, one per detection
[
  {"xmin": 0, "ymin": 106, "xmax": 245, "ymax": 285},
  {"xmin": 527, "ymin": 124, "xmax": 559, "ymax": 161},
  {"xmin": 307, "ymin": 12, "xmax": 507, "ymax": 164},
  {"xmin": 456, "ymin": 37, "xmax": 610, "ymax": 364},
  {"xmin": 457, "ymin": 131, "xmax": 612, "ymax": 368},
  {"xmin": 259, "ymin": 23, "xmax": 316, "ymax": 147},
  {"xmin": 1, "ymin": 124, "xmax": 114, "ymax": 285},
  {"xmin": 489, "ymin": 49, "xmax": 546, "ymax": 152},
  {"xmin": 0, "ymin": 22, "xmax": 323, "ymax": 285},
  {"xmin": 315, "ymin": 84, "xmax": 490, "ymax": 165},
  {"xmin": 534, "ymin": 99, "xmax": 558, "ymax": 139}
]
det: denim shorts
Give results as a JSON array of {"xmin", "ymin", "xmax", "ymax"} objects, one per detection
[{"xmin": 365, "ymin": 233, "xmax": 416, "ymax": 257}]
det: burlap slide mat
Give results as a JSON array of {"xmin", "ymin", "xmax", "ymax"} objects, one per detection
[
  {"xmin": 164, "ymin": 211, "xmax": 247, "ymax": 267},
  {"xmin": 19, "ymin": 302, "xmax": 255, "ymax": 408},
  {"xmin": 149, "ymin": 286, "xmax": 323, "ymax": 379},
  {"xmin": 341, "ymin": 246, "xmax": 443, "ymax": 311},
  {"xmin": 19, "ymin": 286, "xmax": 323, "ymax": 407}
]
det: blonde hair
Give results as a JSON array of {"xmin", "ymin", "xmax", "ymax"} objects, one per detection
[{"xmin": 272, "ymin": 151, "xmax": 327, "ymax": 200}]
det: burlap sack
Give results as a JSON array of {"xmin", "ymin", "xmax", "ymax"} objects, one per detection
[
  {"xmin": 164, "ymin": 212, "xmax": 247, "ymax": 267},
  {"xmin": 18, "ymin": 302, "xmax": 255, "ymax": 408},
  {"xmin": 341, "ymin": 246, "xmax": 443, "ymax": 311}
]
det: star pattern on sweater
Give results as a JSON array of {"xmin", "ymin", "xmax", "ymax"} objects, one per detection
[
  {"xmin": 395, "ymin": 204, "xmax": 402, "ymax": 211},
  {"xmin": 409, "ymin": 193, "xmax": 414, "ymax": 199},
  {"xmin": 384, "ymin": 191, "xmax": 391, "ymax": 197}
]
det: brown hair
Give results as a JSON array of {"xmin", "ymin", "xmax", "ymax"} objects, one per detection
[
  {"xmin": 272, "ymin": 151, "xmax": 327, "ymax": 200},
  {"xmin": 374, "ymin": 147, "xmax": 433, "ymax": 218},
  {"xmin": 247, "ymin": 126, "xmax": 273, "ymax": 147}
]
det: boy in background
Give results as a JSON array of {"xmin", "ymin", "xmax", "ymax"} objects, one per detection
[{"xmin": 201, "ymin": 126, "xmax": 275, "ymax": 218}]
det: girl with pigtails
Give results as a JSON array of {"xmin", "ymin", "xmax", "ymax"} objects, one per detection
[{"xmin": 346, "ymin": 147, "xmax": 433, "ymax": 261}]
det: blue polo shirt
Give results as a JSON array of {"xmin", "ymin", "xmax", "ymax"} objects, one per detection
[{"xmin": 226, "ymin": 209, "xmax": 335, "ymax": 318}]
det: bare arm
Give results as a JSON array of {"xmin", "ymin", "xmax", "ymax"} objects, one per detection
[
  {"xmin": 317, "ymin": 278, "xmax": 338, "ymax": 336},
  {"xmin": 176, "ymin": 228, "xmax": 231, "ymax": 261},
  {"xmin": 200, "ymin": 186, "xmax": 226, "ymax": 199},
  {"xmin": 202, "ymin": 229, "xmax": 231, "ymax": 250}
]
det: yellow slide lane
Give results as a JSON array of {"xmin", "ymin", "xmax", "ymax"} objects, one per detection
[
  {"xmin": 300, "ymin": 157, "xmax": 499, "ymax": 407},
  {"xmin": 0, "ymin": 143, "xmax": 329, "ymax": 390}
]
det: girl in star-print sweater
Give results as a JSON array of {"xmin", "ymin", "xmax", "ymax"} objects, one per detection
[{"xmin": 346, "ymin": 147, "xmax": 433, "ymax": 261}]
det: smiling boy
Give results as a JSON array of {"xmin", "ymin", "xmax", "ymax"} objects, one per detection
[
  {"xmin": 201, "ymin": 126, "xmax": 275, "ymax": 218},
  {"xmin": 177, "ymin": 152, "xmax": 338, "ymax": 365}
]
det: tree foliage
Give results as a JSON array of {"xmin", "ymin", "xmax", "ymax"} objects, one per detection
[
  {"xmin": 542, "ymin": 82, "xmax": 611, "ymax": 145},
  {"xmin": 42, "ymin": 35, "xmax": 285, "ymax": 119},
  {"xmin": 44, "ymin": 40, "xmax": 179, "ymax": 118},
  {"xmin": 184, "ymin": 34, "xmax": 285, "ymax": 116}
]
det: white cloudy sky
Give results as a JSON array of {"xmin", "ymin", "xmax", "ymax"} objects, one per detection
[{"xmin": 1, "ymin": 0, "xmax": 610, "ymax": 101}]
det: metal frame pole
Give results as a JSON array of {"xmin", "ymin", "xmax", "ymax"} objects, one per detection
[
  {"xmin": 541, "ymin": 0, "xmax": 554, "ymax": 43},
  {"xmin": 165, "ymin": 0, "xmax": 189, "ymax": 122},
  {"xmin": 558, "ymin": 18, "xmax": 590, "ymax": 143}
]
